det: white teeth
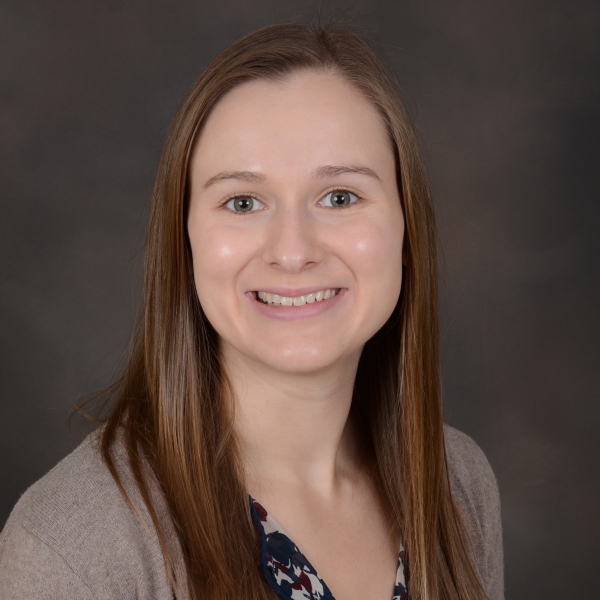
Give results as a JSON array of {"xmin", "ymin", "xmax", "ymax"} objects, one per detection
[{"xmin": 256, "ymin": 289, "xmax": 338, "ymax": 306}]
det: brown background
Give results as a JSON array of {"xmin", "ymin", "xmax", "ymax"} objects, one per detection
[{"xmin": 1, "ymin": 1, "xmax": 599, "ymax": 598}]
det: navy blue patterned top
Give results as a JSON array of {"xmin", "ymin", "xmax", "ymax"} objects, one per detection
[{"xmin": 249, "ymin": 496, "xmax": 408, "ymax": 600}]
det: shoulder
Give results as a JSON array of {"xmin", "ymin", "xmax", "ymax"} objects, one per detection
[
  {"xmin": 444, "ymin": 424, "xmax": 499, "ymax": 505},
  {"xmin": 0, "ymin": 429, "xmax": 177, "ymax": 600},
  {"xmin": 443, "ymin": 424, "xmax": 504, "ymax": 600}
]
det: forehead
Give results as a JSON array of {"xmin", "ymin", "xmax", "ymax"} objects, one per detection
[{"xmin": 191, "ymin": 70, "xmax": 394, "ymax": 178}]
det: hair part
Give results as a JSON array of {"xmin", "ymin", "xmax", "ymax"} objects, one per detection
[{"xmin": 100, "ymin": 22, "xmax": 486, "ymax": 600}]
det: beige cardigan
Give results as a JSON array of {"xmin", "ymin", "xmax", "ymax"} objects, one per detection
[{"xmin": 0, "ymin": 426, "xmax": 504, "ymax": 599}]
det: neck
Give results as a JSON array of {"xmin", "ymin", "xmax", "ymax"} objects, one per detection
[{"xmin": 223, "ymin": 342, "xmax": 363, "ymax": 497}]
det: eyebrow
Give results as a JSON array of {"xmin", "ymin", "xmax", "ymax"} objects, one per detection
[
  {"xmin": 315, "ymin": 164, "xmax": 381, "ymax": 181},
  {"xmin": 202, "ymin": 164, "xmax": 380, "ymax": 190},
  {"xmin": 202, "ymin": 170, "xmax": 266, "ymax": 189}
]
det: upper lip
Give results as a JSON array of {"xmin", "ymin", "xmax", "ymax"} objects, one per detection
[{"xmin": 250, "ymin": 287, "xmax": 343, "ymax": 297}]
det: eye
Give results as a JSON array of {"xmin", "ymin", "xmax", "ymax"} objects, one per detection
[
  {"xmin": 224, "ymin": 195, "xmax": 263, "ymax": 213},
  {"xmin": 321, "ymin": 190, "xmax": 359, "ymax": 208}
]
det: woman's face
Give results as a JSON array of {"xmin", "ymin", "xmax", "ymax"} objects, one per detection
[{"xmin": 187, "ymin": 70, "xmax": 404, "ymax": 374}]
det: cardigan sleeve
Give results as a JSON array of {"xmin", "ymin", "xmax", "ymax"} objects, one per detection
[
  {"xmin": 0, "ymin": 431, "xmax": 185, "ymax": 600},
  {"xmin": 444, "ymin": 425, "xmax": 505, "ymax": 600},
  {"xmin": 0, "ymin": 517, "xmax": 94, "ymax": 600}
]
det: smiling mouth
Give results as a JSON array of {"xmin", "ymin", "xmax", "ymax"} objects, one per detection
[{"xmin": 255, "ymin": 289, "xmax": 340, "ymax": 306}]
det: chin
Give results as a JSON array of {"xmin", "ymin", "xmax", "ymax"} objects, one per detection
[{"xmin": 249, "ymin": 345, "xmax": 347, "ymax": 374}]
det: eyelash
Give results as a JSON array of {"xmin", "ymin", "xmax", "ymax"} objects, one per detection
[
  {"xmin": 219, "ymin": 188, "xmax": 363, "ymax": 214},
  {"xmin": 320, "ymin": 187, "xmax": 362, "ymax": 209},
  {"xmin": 218, "ymin": 193, "xmax": 263, "ymax": 214}
]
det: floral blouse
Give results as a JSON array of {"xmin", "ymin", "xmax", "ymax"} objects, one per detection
[{"xmin": 249, "ymin": 496, "xmax": 408, "ymax": 600}]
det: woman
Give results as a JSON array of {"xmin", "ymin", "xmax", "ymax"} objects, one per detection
[{"xmin": 0, "ymin": 23, "xmax": 503, "ymax": 600}]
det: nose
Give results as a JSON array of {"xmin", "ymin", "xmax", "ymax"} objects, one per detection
[{"xmin": 262, "ymin": 203, "xmax": 322, "ymax": 273}]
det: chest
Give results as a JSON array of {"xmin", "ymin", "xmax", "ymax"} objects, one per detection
[{"xmin": 250, "ymin": 497, "xmax": 408, "ymax": 600}]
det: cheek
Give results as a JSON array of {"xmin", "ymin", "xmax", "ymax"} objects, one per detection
[
  {"xmin": 188, "ymin": 221, "xmax": 259, "ymax": 339},
  {"xmin": 346, "ymin": 216, "xmax": 404, "ymax": 339},
  {"xmin": 341, "ymin": 214, "xmax": 404, "ymax": 290},
  {"xmin": 188, "ymin": 222, "xmax": 253, "ymax": 301}
]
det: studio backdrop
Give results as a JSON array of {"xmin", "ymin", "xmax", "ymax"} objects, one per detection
[{"xmin": 1, "ymin": 2, "xmax": 599, "ymax": 599}]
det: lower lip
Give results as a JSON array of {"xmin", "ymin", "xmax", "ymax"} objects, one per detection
[{"xmin": 246, "ymin": 290, "xmax": 346, "ymax": 321}]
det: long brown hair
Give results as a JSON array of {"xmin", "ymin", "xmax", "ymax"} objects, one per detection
[{"xmin": 100, "ymin": 22, "xmax": 485, "ymax": 600}]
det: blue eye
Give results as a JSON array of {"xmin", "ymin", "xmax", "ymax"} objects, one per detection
[
  {"xmin": 225, "ymin": 196, "xmax": 263, "ymax": 213},
  {"xmin": 322, "ymin": 190, "xmax": 358, "ymax": 208}
]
